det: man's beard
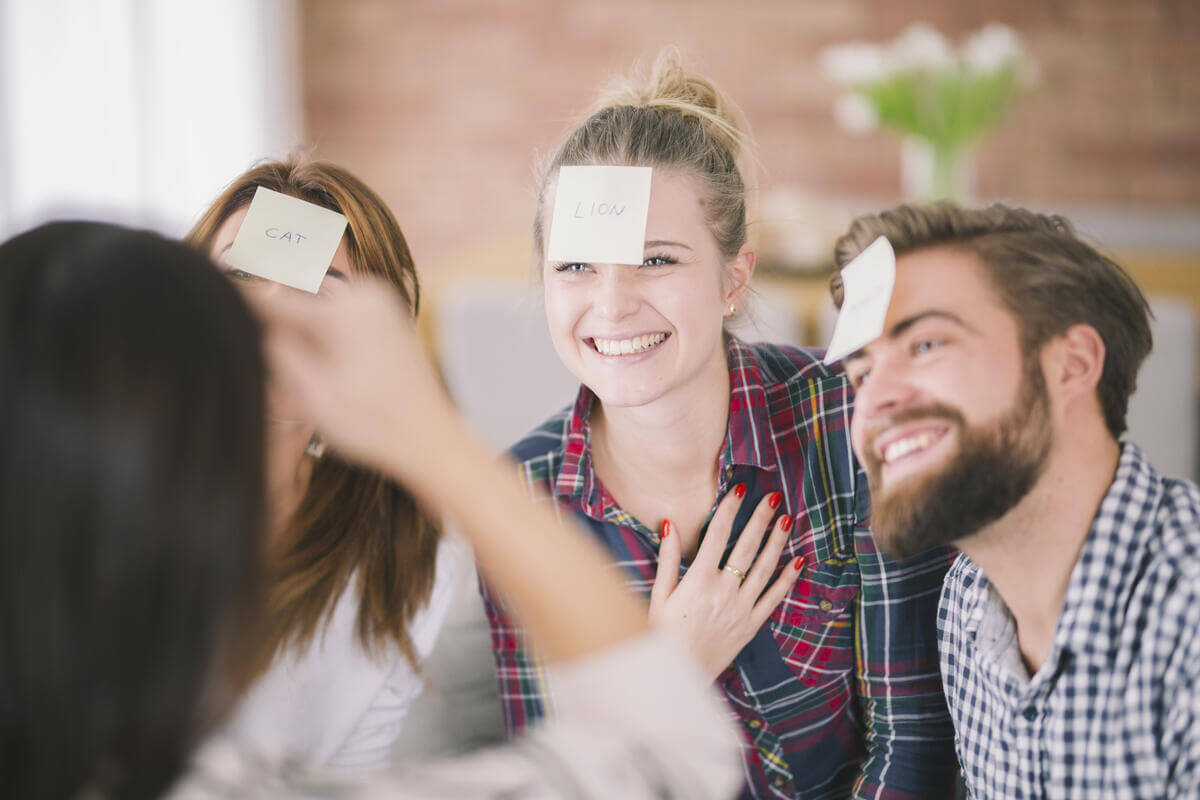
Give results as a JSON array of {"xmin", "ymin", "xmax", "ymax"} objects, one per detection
[{"xmin": 862, "ymin": 359, "xmax": 1053, "ymax": 560}]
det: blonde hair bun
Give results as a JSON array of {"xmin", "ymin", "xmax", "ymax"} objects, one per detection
[{"xmin": 592, "ymin": 46, "xmax": 749, "ymax": 161}]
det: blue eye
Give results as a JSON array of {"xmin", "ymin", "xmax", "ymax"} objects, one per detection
[
  {"xmin": 553, "ymin": 262, "xmax": 590, "ymax": 273},
  {"xmin": 912, "ymin": 339, "xmax": 942, "ymax": 356}
]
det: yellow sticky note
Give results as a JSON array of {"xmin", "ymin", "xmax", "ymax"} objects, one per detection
[
  {"xmin": 225, "ymin": 187, "xmax": 348, "ymax": 293},
  {"xmin": 546, "ymin": 166, "xmax": 653, "ymax": 266},
  {"xmin": 824, "ymin": 236, "xmax": 896, "ymax": 365}
]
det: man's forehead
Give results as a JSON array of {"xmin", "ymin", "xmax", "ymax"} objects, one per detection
[{"xmin": 889, "ymin": 247, "xmax": 996, "ymax": 315}]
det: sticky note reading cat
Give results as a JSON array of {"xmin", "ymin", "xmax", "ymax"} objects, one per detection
[
  {"xmin": 225, "ymin": 186, "xmax": 348, "ymax": 293},
  {"xmin": 824, "ymin": 236, "xmax": 897, "ymax": 365},
  {"xmin": 546, "ymin": 165, "xmax": 653, "ymax": 266}
]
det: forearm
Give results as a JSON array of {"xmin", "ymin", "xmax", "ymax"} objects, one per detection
[{"xmin": 384, "ymin": 411, "xmax": 646, "ymax": 665}]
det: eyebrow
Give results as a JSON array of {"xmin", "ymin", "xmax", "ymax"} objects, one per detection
[
  {"xmin": 325, "ymin": 267, "xmax": 349, "ymax": 282},
  {"xmin": 644, "ymin": 239, "xmax": 694, "ymax": 251},
  {"xmin": 843, "ymin": 309, "xmax": 975, "ymax": 364}
]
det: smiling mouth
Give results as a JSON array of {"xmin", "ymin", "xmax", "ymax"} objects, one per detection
[
  {"xmin": 586, "ymin": 332, "xmax": 670, "ymax": 357},
  {"xmin": 878, "ymin": 426, "xmax": 950, "ymax": 466}
]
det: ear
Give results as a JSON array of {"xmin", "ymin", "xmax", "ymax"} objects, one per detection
[
  {"xmin": 1044, "ymin": 323, "xmax": 1105, "ymax": 402},
  {"xmin": 724, "ymin": 243, "xmax": 756, "ymax": 310}
]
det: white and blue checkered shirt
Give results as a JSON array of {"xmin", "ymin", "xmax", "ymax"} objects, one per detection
[{"xmin": 939, "ymin": 442, "xmax": 1200, "ymax": 799}]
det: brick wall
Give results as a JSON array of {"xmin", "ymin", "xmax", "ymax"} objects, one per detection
[{"xmin": 301, "ymin": 0, "xmax": 1199, "ymax": 269}]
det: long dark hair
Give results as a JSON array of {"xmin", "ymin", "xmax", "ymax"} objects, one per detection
[
  {"xmin": 0, "ymin": 222, "xmax": 266, "ymax": 799},
  {"xmin": 187, "ymin": 158, "xmax": 440, "ymax": 673}
]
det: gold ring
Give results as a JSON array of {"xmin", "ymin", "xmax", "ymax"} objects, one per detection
[{"xmin": 722, "ymin": 564, "xmax": 747, "ymax": 580}]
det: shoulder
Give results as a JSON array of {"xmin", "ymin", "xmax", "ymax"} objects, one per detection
[
  {"xmin": 507, "ymin": 402, "xmax": 574, "ymax": 485},
  {"xmin": 1142, "ymin": 475, "xmax": 1200, "ymax": 626},
  {"xmin": 737, "ymin": 340, "xmax": 849, "ymax": 388}
]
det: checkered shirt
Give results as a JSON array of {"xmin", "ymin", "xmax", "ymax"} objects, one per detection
[
  {"xmin": 939, "ymin": 442, "xmax": 1200, "ymax": 799},
  {"xmin": 481, "ymin": 339, "xmax": 958, "ymax": 800}
]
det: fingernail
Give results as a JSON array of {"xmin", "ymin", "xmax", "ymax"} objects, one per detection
[
  {"xmin": 768, "ymin": 491, "xmax": 782, "ymax": 509},
  {"xmin": 793, "ymin": 557, "xmax": 806, "ymax": 571},
  {"xmin": 734, "ymin": 483, "xmax": 746, "ymax": 499},
  {"xmin": 661, "ymin": 520, "xmax": 671, "ymax": 539},
  {"xmin": 780, "ymin": 515, "xmax": 794, "ymax": 532}
]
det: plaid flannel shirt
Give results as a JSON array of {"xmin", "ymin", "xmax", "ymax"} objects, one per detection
[
  {"xmin": 940, "ymin": 442, "xmax": 1200, "ymax": 799},
  {"xmin": 481, "ymin": 340, "xmax": 957, "ymax": 799}
]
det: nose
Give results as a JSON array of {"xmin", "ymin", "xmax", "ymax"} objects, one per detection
[
  {"xmin": 854, "ymin": 351, "xmax": 918, "ymax": 421},
  {"xmin": 592, "ymin": 265, "xmax": 641, "ymax": 321}
]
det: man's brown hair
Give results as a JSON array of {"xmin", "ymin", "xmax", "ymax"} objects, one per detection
[{"xmin": 831, "ymin": 202, "xmax": 1153, "ymax": 439}]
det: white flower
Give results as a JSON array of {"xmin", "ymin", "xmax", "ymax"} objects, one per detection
[
  {"xmin": 833, "ymin": 93, "xmax": 878, "ymax": 134},
  {"xmin": 963, "ymin": 23, "xmax": 1025, "ymax": 74},
  {"xmin": 888, "ymin": 22, "xmax": 954, "ymax": 72},
  {"xmin": 818, "ymin": 42, "xmax": 890, "ymax": 86}
]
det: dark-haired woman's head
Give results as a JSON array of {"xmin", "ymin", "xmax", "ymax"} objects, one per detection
[{"xmin": 0, "ymin": 222, "xmax": 266, "ymax": 799}]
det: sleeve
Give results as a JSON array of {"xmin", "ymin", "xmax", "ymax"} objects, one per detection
[
  {"xmin": 478, "ymin": 571, "xmax": 554, "ymax": 736},
  {"xmin": 850, "ymin": 465, "xmax": 960, "ymax": 799},
  {"xmin": 356, "ymin": 632, "xmax": 744, "ymax": 800}
]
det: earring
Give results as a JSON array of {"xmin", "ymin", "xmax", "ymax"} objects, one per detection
[
  {"xmin": 305, "ymin": 434, "xmax": 326, "ymax": 459},
  {"xmin": 728, "ymin": 304, "xmax": 737, "ymax": 316}
]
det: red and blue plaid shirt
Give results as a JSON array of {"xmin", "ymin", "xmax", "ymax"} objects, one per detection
[{"xmin": 481, "ymin": 339, "xmax": 957, "ymax": 799}]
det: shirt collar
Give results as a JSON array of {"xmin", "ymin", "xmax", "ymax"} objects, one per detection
[
  {"xmin": 959, "ymin": 443, "xmax": 1161, "ymax": 652},
  {"xmin": 552, "ymin": 337, "xmax": 780, "ymax": 516},
  {"xmin": 722, "ymin": 338, "xmax": 780, "ymax": 474}
]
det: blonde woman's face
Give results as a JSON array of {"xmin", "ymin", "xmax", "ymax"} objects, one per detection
[{"xmin": 541, "ymin": 171, "xmax": 742, "ymax": 410}]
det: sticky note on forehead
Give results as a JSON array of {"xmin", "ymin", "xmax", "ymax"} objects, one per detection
[
  {"xmin": 224, "ymin": 186, "xmax": 348, "ymax": 293},
  {"xmin": 824, "ymin": 236, "xmax": 897, "ymax": 365},
  {"xmin": 546, "ymin": 165, "xmax": 653, "ymax": 266}
]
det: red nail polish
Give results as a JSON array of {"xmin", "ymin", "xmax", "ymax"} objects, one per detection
[
  {"xmin": 661, "ymin": 520, "xmax": 671, "ymax": 539},
  {"xmin": 734, "ymin": 483, "xmax": 746, "ymax": 499},
  {"xmin": 780, "ymin": 515, "xmax": 794, "ymax": 532},
  {"xmin": 793, "ymin": 556, "xmax": 806, "ymax": 571},
  {"xmin": 768, "ymin": 491, "xmax": 782, "ymax": 509}
]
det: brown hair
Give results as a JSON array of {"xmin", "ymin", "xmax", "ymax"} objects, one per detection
[
  {"xmin": 187, "ymin": 157, "xmax": 439, "ymax": 671},
  {"xmin": 831, "ymin": 202, "xmax": 1153, "ymax": 439},
  {"xmin": 533, "ymin": 47, "xmax": 753, "ymax": 266}
]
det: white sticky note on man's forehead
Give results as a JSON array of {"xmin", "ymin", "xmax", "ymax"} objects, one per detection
[
  {"xmin": 824, "ymin": 236, "xmax": 897, "ymax": 365},
  {"xmin": 546, "ymin": 165, "xmax": 653, "ymax": 266},
  {"xmin": 225, "ymin": 186, "xmax": 348, "ymax": 294}
]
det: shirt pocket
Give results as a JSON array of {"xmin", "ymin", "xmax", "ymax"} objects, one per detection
[{"xmin": 770, "ymin": 559, "xmax": 859, "ymax": 686}]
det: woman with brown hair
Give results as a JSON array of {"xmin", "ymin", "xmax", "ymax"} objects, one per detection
[{"xmin": 184, "ymin": 158, "xmax": 453, "ymax": 771}]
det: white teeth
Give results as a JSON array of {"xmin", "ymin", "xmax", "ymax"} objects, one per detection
[
  {"xmin": 592, "ymin": 333, "xmax": 667, "ymax": 356},
  {"xmin": 883, "ymin": 432, "xmax": 937, "ymax": 464}
]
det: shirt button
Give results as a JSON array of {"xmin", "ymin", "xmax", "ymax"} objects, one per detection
[
  {"xmin": 748, "ymin": 719, "xmax": 762, "ymax": 729},
  {"xmin": 724, "ymin": 466, "xmax": 734, "ymax": 480},
  {"xmin": 1022, "ymin": 706, "xmax": 1038, "ymax": 721},
  {"xmin": 773, "ymin": 776, "xmax": 786, "ymax": 788},
  {"xmin": 818, "ymin": 598, "xmax": 834, "ymax": 612}
]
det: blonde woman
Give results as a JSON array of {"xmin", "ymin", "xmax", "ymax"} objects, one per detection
[
  {"xmin": 185, "ymin": 159, "xmax": 453, "ymax": 771},
  {"xmin": 482, "ymin": 51, "xmax": 958, "ymax": 799}
]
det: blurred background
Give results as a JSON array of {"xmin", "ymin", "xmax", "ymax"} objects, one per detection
[
  {"xmin": 3, "ymin": 0, "xmax": 1197, "ymax": 760},
  {"xmin": 3, "ymin": 0, "xmax": 1197, "ymax": 465}
]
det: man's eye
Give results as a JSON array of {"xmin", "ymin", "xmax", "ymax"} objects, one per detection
[
  {"xmin": 848, "ymin": 368, "xmax": 870, "ymax": 389},
  {"xmin": 552, "ymin": 262, "xmax": 590, "ymax": 273}
]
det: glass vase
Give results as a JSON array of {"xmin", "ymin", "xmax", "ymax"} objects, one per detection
[{"xmin": 901, "ymin": 137, "xmax": 975, "ymax": 203}]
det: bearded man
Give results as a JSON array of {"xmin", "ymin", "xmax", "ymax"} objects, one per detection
[{"xmin": 829, "ymin": 203, "xmax": 1199, "ymax": 799}]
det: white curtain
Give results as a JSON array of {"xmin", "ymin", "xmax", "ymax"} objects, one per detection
[{"xmin": 0, "ymin": 0, "xmax": 303, "ymax": 238}]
